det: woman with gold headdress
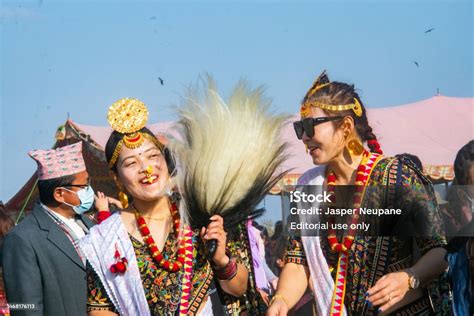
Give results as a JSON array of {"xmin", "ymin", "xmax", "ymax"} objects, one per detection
[
  {"xmin": 80, "ymin": 76, "xmax": 288, "ymax": 315},
  {"xmin": 79, "ymin": 98, "xmax": 252, "ymax": 316},
  {"xmin": 267, "ymin": 71, "xmax": 451, "ymax": 315}
]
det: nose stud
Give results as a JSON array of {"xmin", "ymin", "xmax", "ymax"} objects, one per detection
[
  {"xmin": 144, "ymin": 165, "xmax": 154, "ymax": 183},
  {"xmin": 145, "ymin": 165, "xmax": 153, "ymax": 176}
]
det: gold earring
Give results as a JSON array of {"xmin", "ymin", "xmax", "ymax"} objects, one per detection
[
  {"xmin": 305, "ymin": 144, "xmax": 309, "ymax": 154},
  {"xmin": 118, "ymin": 191, "xmax": 129, "ymax": 209},
  {"xmin": 347, "ymin": 139, "xmax": 364, "ymax": 156}
]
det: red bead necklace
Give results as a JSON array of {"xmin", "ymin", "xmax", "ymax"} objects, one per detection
[
  {"xmin": 326, "ymin": 150, "xmax": 370, "ymax": 253},
  {"xmin": 134, "ymin": 202, "xmax": 191, "ymax": 273}
]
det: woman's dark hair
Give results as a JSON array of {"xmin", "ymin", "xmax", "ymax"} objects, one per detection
[
  {"xmin": 37, "ymin": 174, "xmax": 76, "ymax": 206},
  {"xmin": 105, "ymin": 127, "xmax": 175, "ymax": 174},
  {"xmin": 454, "ymin": 140, "xmax": 474, "ymax": 185},
  {"xmin": 302, "ymin": 72, "xmax": 382, "ymax": 154}
]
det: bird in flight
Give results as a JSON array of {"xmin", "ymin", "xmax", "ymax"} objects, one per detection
[
  {"xmin": 413, "ymin": 61, "xmax": 419, "ymax": 67},
  {"xmin": 424, "ymin": 28, "xmax": 435, "ymax": 33},
  {"xmin": 158, "ymin": 77, "xmax": 164, "ymax": 85}
]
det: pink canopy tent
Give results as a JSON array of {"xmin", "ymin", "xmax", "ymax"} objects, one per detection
[
  {"xmin": 369, "ymin": 95, "xmax": 472, "ymax": 166},
  {"xmin": 6, "ymin": 94, "xmax": 473, "ymax": 215}
]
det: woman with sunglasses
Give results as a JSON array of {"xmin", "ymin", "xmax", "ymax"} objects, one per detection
[
  {"xmin": 79, "ymin": 98, "xmax": 258, "ymax": 316},
  {"xmin": 267, "ymin": 71, "xmax": 450, "ymax": 315}
]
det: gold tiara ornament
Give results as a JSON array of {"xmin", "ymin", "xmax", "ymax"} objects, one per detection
[
  {"xmin": 107, "ymin": 98, "xmax": 163, "ymax": 168},
  {"xmin": 300, "ymin": 81, "xmax": 332, "ymax": 117},
  {"xmin": 305, "ymin": 97, "xmax": 363, "ymax": 117},
  {"xmin": 306, "ymin": 82, "xmax": 331, "ymax": 99},
  {"xmin": 300, "ymin": 71, "xmax": 363, "ymax": 117}
]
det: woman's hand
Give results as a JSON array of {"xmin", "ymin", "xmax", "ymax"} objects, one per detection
[
  {"xmin": 366, "ymin": 271, "xmax": 410, "ymax": 313},
  {"xmin": 266, "ymin": 297, "xmax": 288, "ymax": 316},
  {"xmin": 94, "ymin": 191, "xmax": 123, "ymax": 211},
  {"xmin": 200, "ymin": 215, "xmax": 228, "ymax": 268}
]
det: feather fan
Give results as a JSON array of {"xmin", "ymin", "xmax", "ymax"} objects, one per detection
[{"xmin": 170, "ymin": 76, "xmax": 290, "ymax": 239}]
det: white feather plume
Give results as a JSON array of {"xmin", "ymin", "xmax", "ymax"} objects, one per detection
[{"xmin": 169, "ymin": 76, "xmax": 290, "ymax": 229}]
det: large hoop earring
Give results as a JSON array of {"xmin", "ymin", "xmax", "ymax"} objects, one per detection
[
  {"xmin": 118, "ymin": 191, "xmax": 129, "ymax": 209},
  {"xmin": 113, "ymin": 176, "xmax": 129, "ymax": 209},
  {"xmin": 347, "ymin": 139, "xmax": 364, "ymax": 156}
]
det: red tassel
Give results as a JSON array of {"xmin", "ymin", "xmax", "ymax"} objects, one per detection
[
  {"xmin": 110, "ymin": 243, "xmax": 128, "ymax": 274},
  {"xmin": 115, "ymin": 262, "xmax": 126, "ymax": 273},
  {"xmin": 109, "ymin": 264, "xmax": 117, "ymax": 273}
]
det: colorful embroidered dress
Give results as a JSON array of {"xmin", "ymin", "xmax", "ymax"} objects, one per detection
[
  {"xmin": 84, "ymin": 212, "xmax": 266, "ymax": 315},
  {"xmin": 86, "ymin": 227, "xmax": 212, "ymax": 315},
  {"xmin": 286, "ymin": 156, "xmax": 450, "ymax": 315}
]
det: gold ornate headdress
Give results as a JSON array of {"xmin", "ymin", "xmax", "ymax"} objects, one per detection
[
  {"xmin": 300, "ymin": 70, "xmax": 363, "ymax": 117},
  {"xmin": 107, "ymin": 98, "xmax": 163, "ymax": 168}
]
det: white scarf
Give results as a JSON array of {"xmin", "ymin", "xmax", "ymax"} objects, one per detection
[{"xmin": 297, "ymin": 166, "xmax": 348, "ymax": 316}]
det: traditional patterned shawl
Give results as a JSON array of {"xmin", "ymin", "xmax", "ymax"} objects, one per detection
[{"xmin": 79, "ymin": 213, "xmax": 150, "ymax": 316}]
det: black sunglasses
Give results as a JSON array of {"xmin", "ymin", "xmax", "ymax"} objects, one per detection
[{"xmin": 293, "ymin": 116, "xmax": 343, "ymax": 139}]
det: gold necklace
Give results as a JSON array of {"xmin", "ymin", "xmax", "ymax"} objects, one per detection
[{"xmin": 143, "ymin": 215, "xmax": 167, "ymax": 221}]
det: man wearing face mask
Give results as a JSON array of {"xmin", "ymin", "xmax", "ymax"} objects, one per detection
[{"xmin": 2, "ymin": 141, "xmax": 95, "ymax": 316}]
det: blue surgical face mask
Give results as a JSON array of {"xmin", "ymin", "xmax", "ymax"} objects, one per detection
[{"xmin": 61, "ymin": 185, "xmax": 95, "ymax": 215}]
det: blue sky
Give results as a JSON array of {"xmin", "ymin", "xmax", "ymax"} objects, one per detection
[{"xmin": 1, "ymin": 0, "xmax": 472, "ymax": 222}]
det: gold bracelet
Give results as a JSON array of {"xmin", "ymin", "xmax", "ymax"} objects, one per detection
[{"xmin": 269, "ymin": 294, "xmax": 289, "ymax": 307}]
